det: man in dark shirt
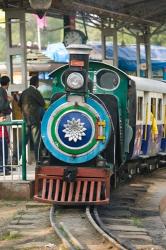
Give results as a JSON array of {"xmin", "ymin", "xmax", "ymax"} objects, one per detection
[{"xmin": 18, "ymin": 75, "xmax": 45, "ymax": 164}]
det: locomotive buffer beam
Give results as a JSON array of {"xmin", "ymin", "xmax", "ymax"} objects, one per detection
[{"xmin": 34, "ymin": 166, "xmax": 111, "ymax": 205}]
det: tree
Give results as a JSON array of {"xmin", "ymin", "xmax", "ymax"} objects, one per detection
[
  {"xmin": 0, "ymin": 27, "xmax": 6, "ymax": 61},
  {"xmin": 26, "ymin": 14, "xmax": 63, "ymax": 49}
]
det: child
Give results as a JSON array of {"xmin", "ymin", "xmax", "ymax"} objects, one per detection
[{"xmin": 0, "ymin": 116, "xmax": 10, "ymax": 174}]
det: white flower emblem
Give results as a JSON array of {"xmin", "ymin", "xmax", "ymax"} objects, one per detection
[{"xmin": 63, "ymin": 118, "xmax": 87, "ymax": 142}]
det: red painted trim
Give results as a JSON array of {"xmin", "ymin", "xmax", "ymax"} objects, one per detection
[{"xmin": 36, "ymin": 166, "xmax": 110, "ymax": 178}]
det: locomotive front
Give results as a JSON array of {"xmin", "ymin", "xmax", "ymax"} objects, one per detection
[{"xmin": 34, "ymin": 45, "xmax": 112, "ymax": 205}]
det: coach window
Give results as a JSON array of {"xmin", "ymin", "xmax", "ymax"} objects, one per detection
[
  {"xmin": 157, "ymin": 98, "xmax": 162, "ymax": 120},
  {"xmin": 151, "ymin": 98, "xmax": 156, "ymax": 117},
  {"xmin": 137, "ymin": 96, "xmax": 143, "ymax": 120}
]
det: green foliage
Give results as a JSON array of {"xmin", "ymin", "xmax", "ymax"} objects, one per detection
[
  {"xmin": 0, "ymin": 27, "xmax": 6, "ymax": 61},
  {"xmin": 26, "ymin": 14, "xmax": 63, "ymax": 48},
  {"xmin": 41, "ymin": 17, "xmax": 63, "ymax": 46},
  {"xmin": 1, "ymin": 231, "xmax": 21, "ymax": 241},
  {"xmin": 152, "ymin": 33, "xmax": 166, "ymax": 46},
  {"xmin": 77, "ymin": 22, "xmax": 101, "ymax": 41},
  {"xmin": 131, "ymin": 217, "xmax": 143, "ymax": 227},
  {"xmin": 118, "ymin": 32, "xmax": 135, "ymax": 45},
  {"xmin": 26, "ymin": 14, "xmax": 38, "ymax": 43},
  {"xmin": 85, "ymin": 26, "xmax": 101, "ymax": 41}
]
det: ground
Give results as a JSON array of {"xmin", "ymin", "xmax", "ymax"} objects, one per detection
[{"xmin": 0, "ymin": 200, "xmax": 61, "ymax": 250}]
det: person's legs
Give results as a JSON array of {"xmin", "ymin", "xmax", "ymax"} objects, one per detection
[
  {"xmin": 12, "ymin": 128, "xmax": 22, "ymax": 164},
  {"xmin": 0, "ymin": 138, "xmax": 8, "ymax": 165},
  {"xmin": 0, "ymin": 138, "xmax": 3, "ymax": 171},
  {"xmin": 0, "ymin": 138, "xmax": 10, "ymax": 174},
  {"xmin": 16, "ymin": 125, "xmax": 30, "ymax": 165},
  {"xmin": 4, "ymin": 138, "xmax": 8, "ymax": 165},
  {"xmin": 31, "ymin": 124, "xmax": 41, "ymax": 163}
]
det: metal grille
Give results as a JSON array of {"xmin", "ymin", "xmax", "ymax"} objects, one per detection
[{"xmin": 34, "ymin": 166, "xmax": 111, "ymax": 205}]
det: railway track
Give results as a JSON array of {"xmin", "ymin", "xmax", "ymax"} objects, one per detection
[
  {"xmin": 0, "ymin": 169, "xmax": 165, "ymax": 250},
  {"xmin": 50, "ymin": 168, "xmax": 166, "ymax": 250},
  {"xmin": 96, "ymin": 168, "xmax": 166, "ymax": 250},
  {"xmin": 50, "ymin": 205, "xmax": 126, "ymax": 250}
]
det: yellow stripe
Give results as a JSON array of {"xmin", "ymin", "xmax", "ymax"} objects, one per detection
[{"xmin": 144, "ymin": 103, "xmax": 148, "ymax": 140}]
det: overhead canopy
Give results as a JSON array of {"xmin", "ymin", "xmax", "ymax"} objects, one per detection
[{"xmin": 0, "ymin": 0, "xmax": 166, "ymax": 29}]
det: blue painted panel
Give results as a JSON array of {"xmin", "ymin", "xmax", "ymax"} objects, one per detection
[
  {"xmin": 141, "ymin": 125, "xmax": 151, "ymax": 155},
  {"xmin": 141, "ymin": 124, "xmax": 164, "ymax": 156},
  {"xmin": 161, "ymin": 138, "xmax": 166, "ymax": 152}
]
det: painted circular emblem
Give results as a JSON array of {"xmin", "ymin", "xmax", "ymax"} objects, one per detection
[
  {"xmin": 41, "ymin": 95, "xmax": 111, "ymax": 164},
  {"xmin": 57, "ymin": 111, "xmax": 92, "ymax": 148}
]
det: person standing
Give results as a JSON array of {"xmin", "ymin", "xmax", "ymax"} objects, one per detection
[
  {"xmin": 0, "ymin": 76, "xmax": 12, "ymax": 175},
  {"xmin": 0, "ymin": 116, "xmax": 10, "ymax": 174},
  {"xmin": 0, "ymin": 76, "xmax": 12, "ymax": 117},
  {"xmin": 18, "ymin": 75, "xmax": 45, "ymax": 165}
]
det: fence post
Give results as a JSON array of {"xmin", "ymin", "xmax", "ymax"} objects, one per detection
[{"xmin": 21, "ymin": 120, "xmax": 26, "ymax": 180}]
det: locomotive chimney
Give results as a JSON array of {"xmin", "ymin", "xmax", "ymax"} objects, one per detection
[
  {"xmin": 67, "ymin": 44, "xmax": 92, "ymax": 70},
  {"xmin": 64, "ymin": 45, "xmax": 92, "ymax": 94}
]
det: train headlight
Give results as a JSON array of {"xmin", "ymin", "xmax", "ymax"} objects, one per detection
[{"xmin": 66, "ymin": 72, "xmax": 84, "ymax": 90}]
